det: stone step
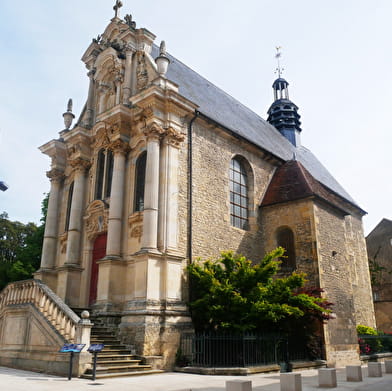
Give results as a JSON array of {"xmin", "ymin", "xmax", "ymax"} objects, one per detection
[
  {"xmin": 85, "ymin": 316, "xmax": 156, "ymax": 379},
  {"xmin": 95, "ymin": 354, "xmax": 136, "ymax": 361},
  {"xmin": 85, "ymin": 364, "xmax": 152, "ymax": 375},
  {"xmin": 96, "ymin": 359, "xmax": 142, "ymax": 365},
  {"xmin": 81, "ymin": 369, "xmax": 164, "ymax": 380}
]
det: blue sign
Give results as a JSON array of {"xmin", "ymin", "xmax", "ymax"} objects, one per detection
[
  {"xmin": 60, "ymin": 343, "xmax": 86, "ymax": 353},
  {"xmin": 88, "ymin": 343, "xmax": 105, "ymax": 353}
]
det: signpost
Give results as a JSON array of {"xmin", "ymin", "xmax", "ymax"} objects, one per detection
[
  {"xmin": 59, "ymin": 343, "xmax": 86, "ymax": 380},
  {"xmin": 87, "ymin": 344, "xmax": 105, "ymax": 381}
]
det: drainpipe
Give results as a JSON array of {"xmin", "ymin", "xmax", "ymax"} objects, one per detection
[{"xmin": 187, "ymin": 110, "xmax": 199, "ymax": 263}]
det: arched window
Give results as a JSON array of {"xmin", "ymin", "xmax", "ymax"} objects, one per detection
[
  {"xmin": 134, "ymin": 152, "xmax": 147, "ymax": 212},
  {"xmin": 276, "ymin": 227, "xmax": 296, "ymax": 270},
  {"xmin": 65, "ymin": 182, "xmax": 74, "ymax": 231},
  {"xmin": 95, "ymin": 149, "xmax": 113, "ymax": 200},
  {"xmin": 229, "ymin": 157, "xmax": 249, "ymax": 230}
]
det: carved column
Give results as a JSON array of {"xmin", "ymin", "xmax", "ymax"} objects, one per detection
[
  {"xmin": 141, "ymin": 124, "xmax": 163, "ymax": 251},
  {"xmin": 86, "ymin": 68, "xmax": 96, "ymax": 126},
  {"xmin": 158, "ymin": 128, "xmax": 185, "ymax": 253},
  {"xmin": 40, "ymin": 169, "xmax": 64, "ymax": 269},
  {"xmin": 106, "ymin": 140, "xmax": 129, "ymax": 258},
  {"xmin": 65, "ymin": 159, "xmax": 90, "ymax": 265},
  {"xmin": 122, "ymin": 49, "xmax": 134, "ymax": 105}
]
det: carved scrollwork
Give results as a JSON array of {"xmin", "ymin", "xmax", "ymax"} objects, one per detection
[
  {"xmin": 46, "ymin": 168, "xmax": 65, "ymax": 182},
  {"xmin": 59, "ymin": 232, "xmax": 68, "ymax": 254},
  {"xmin": 109, "ymin": 139, "xmax": 130, "ymax": 155},
  {"xmin": 143, "ymin": 121, "xmax": 165, "ymax": 141},
  {"xmin": 69, "ymin": 158, "xmax": 91, "ymax": 173},
  {"xmin": 128, "ymin": 212, "xmax": 143, "ymax": 242},
  {"xmin": 165, "ymin": 127, "xmax": 186, "ymax": 148},
  {"xmin": 84, "ymin": 200, "xmax": 109, "ymax": 240},
  {"xmin": 92, "ymin": 126, "xmax": 111, "ymax": 150}
]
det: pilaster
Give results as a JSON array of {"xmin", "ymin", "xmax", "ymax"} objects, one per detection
[
  {"xmin": 40, "ymin": 169, "xmax": 64, "ymax": 269},
  {"xmin": 65, "ymin": 158, "xmax": 90, "ymax": 266},
  {"xmin": 105, "ymin": 139, "xmax": 129, "ymax": 259},
  {"xmin": 158, "ymin": 127, "xmax": 185, "ymax": 254},
  {"xmin": 141, "ymin": 122, "xmax": 164, "ymax": 251}
]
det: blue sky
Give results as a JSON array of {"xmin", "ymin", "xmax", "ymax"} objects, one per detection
[{"xmin": 0, "ymin": 0, "xmax": 391, "ymax": 235}]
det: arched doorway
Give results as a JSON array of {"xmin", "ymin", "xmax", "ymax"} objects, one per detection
[{"xmin": 89, "ymin": 233, "xmax": 107, "ymax": 306}]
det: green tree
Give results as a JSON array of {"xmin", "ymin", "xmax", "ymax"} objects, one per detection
[
  {"xmin": 0, "ymin": 194, "xmax": 48, "ymax": 290},
  {"xmin": 188, "ymin": 248, "xmax": 332, "ymax": 334}
]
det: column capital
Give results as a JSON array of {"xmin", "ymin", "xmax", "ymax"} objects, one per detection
[
  {"xmin": 124, "ymin": 45, "xmax": 136, "ymax": 55},
  {"xmin": 164, "ymin": 127, "xmax": 186, "ymax": 148},
  {"xmin": 69, "ymin": 158, "xmax": 91, "ymax": 173},
  {"xmin": 46, "ymin": 168, "xmax": 65, "ymax": 182},
  {"xmin": 143, "ymin": 122, "xmax": 165, "ymax": 142},
  {"xmin": 109, "ymin": 139, "xmax": 130, "ymax": 155}
]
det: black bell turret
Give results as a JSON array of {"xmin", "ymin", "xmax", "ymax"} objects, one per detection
[{"xmin": 267, "ymin": 49, "xmax": 302, "ymax": 147}]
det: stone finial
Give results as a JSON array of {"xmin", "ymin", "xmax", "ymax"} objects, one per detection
[
  {"xmin": 81, "ymin": 310, "xmax": 90, "ymax": 319},
  {"xmin": 159, "ymin": 40, "xmax": 167, "ymax": 57},
  {"xmin": 63, "ymin": 98, "xmax": 75, "ymax": 130},
  {"xmin": 155, "ymin": 40, "xmax": 170, "ymax": 76}
]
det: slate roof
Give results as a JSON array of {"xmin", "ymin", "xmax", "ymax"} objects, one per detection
[
  {"xmin": 260, "ymin": 159, "xmax": 359, "ymax": 215},
  {"xmin": 151, "ymin": 46, "xmax": 360, "ymax": 209}
]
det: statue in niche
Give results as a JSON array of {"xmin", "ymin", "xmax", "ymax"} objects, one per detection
[{"xmin": 136, "ymin": 53, "xmax": 148, "ymax": 90}]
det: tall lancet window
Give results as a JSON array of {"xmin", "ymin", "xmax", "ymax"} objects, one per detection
[
  {"xmin": 134, "ymin": 152, "xmax": 147, "ymax": 212},
  {"xmin": 229, "ymin": 157, "xmax": 249, "ymax": 230},
  {"xmin": 95, "ymin": 149, "xmax": 113, "ymax": 200}
]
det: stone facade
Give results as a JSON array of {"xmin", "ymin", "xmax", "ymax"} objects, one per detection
[
  {"xmin": 1, "ymin": 6, "xmax": 375, "ymax": 371},
  {"xmin": 366, "ymin": 219, "xmax": 392, "ymax": 332}
]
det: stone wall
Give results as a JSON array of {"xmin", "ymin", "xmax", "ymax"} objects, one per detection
[
  {"xmin": 314, "ymin": 202, "xmax": 373, "ymax": 366},
  {"xmin": 260, "ymin": 198, "xmax": 319, "ymax": 283},
  {"xmin": 178, "ymin": 119, "xmax": 277, "ymax": 263},
  {"xmin": 0, "ymin": 305, "xmax": 90, "ymax": 376}
]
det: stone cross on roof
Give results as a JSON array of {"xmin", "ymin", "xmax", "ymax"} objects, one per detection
[{"xmin": 113, "ymin": 0, "xmax": 123, "ymax": 18}]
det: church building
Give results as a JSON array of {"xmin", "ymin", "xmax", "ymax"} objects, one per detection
[{"xmin": 0, "ymin": 3, "xmax": 376, "ymax": 374}]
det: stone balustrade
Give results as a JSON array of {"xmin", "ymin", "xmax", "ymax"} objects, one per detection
[{"xmin": 0, "ymin": 279, "xmax": 82, "ymax": 342}]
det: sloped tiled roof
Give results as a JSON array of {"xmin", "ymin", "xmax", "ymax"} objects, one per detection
[
  {"xmin": 151, "ymin": 46, "xmax": 360, "ymax": 209},
  {"xmin": 260, "ymin": 159, "xmax": 361, "ymax": 214}
]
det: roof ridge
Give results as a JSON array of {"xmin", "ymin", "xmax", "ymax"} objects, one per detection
[{"xmin": 158, "ymin": 44, "xmax": 270, "ymax": 125}]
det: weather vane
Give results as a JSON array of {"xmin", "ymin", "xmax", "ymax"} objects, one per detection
[
  {"xmin": 275, "ymin": 46, "xmax": 284, "ymax": 78},
  {"xmin": 113, "ymin": 0, "xmax": 123, "ymax": 18}
]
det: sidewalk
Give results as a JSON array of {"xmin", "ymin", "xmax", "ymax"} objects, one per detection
[{"xmin": 1, "ymin": 365, "xmax": 392, "ymax": 391}]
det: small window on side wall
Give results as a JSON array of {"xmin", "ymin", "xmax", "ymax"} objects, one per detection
[
  {"xmin": 229, "ymin": 157, "xmax": 249, "ymax": 230},
  {"xmin": 134, "ymin": 152, "xmax": 147, "ymax": 212},
  {"xmin": 276, "ymin": 227, "xmax": 296, "ymax": 270}
]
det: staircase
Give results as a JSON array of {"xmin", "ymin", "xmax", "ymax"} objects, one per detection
[{"xmin": 82, "ymin": 317, "xmax": 163, "ymax": 379}]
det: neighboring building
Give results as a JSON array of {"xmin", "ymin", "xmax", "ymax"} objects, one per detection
[
  {"xmin": 0, "ymin": 5, "xmax": 375, "ymax": 373},
  {"xmin": 366, "ymin": 218, "xmax": 392, "ymax": 332}
]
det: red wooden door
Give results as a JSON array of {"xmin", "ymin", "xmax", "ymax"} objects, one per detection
[{"xmin": 89, "ymin": 233, "xmax": 107, "ymax": 306}]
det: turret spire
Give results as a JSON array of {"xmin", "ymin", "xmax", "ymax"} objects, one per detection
[{"xmin": 267, "ymin": 48, "xmax": 302, "ymax": 147}]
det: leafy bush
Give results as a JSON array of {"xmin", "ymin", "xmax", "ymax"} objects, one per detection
[
  {"xmin": 357, "ymin": 324, "xmax": 377, "ymax": 335},
  {"xmin": 188, "ymin": 248, "xmax": 332, "ymax": 334}
]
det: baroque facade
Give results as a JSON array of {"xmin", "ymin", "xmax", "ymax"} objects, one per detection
[{"xmin": 2, "ymin": 5, "xmax": 375, "ymax": 370}]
